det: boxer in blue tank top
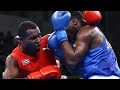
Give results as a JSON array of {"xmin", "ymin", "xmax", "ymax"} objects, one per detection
[
  {"xmin": 65, "ymin": 27, "xmax": 120, "ymax": 79},
  {"xmin": 47, "ymin": 11, "xmax": 120, "ymax": 79}
]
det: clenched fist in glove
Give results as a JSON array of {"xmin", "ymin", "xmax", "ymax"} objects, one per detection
[
  {"xmin": 83, "ymin": 11, "xmax": 102, "ymax": 25},
  {"xmin": 27, "ymin": 65, "xmax": 61, "ymax": 79},
  {"xmin": 51, "ymin": 11, "xmax": 71, "ymax": 44},
  {"xmin": 47, "ymin": 32, "xmax": 64, "ymax": 59}
]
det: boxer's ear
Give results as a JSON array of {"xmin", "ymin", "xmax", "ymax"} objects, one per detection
[
  {"xmin": 15, "ymin": 35, "xmax": 23, "ymax": 43},
  {"xmin": 81, "ymin": 19, "xmax": 87, "ymax": 26}
]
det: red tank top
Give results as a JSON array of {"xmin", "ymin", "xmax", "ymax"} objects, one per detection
[{"xmin": 11, "ymin": 35, "xmax": 56, "ymax": 77}]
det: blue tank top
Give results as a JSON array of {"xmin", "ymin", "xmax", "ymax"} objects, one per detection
[{"xmin": 65, "ymin": 35, "xmax": 120, "ymax": 79}]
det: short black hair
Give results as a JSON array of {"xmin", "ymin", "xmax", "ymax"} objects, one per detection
[
  {"xmin": 17, "ymin": 21, "xmax": 38, "ymax": 38},
  {"xmin": 70, "ymin": 11, "xmax": 83, "ymax": 21}
]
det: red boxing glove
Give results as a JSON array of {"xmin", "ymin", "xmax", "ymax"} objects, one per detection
[
  {"xmin": 27, "ymin": 65, "xmax": 61, "ymax": 79},
  {"xmin": 83, "ymin": 11, "xmax": 102, "ymax": 25}
]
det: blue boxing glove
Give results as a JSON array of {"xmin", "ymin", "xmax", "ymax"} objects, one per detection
[
  {"xmin": 51, "ymin": 11, "xmax": 71, "ymax": 44},
  {"xmin": 47, "ymin": 32, "xmax": 64, "ymax": 59}
]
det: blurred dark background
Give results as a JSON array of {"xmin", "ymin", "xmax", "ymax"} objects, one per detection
[{"xmin": 0, "ymin": 11, "xmax": 119, "ymax": 78}]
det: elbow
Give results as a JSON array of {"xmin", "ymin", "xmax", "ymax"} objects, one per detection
[{"xmin": 64, "ymin": 55, "xmax": 81, "ymax": 65}]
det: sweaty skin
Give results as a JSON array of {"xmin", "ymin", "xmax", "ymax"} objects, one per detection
[{"xmin": 61, "ymin": 25, "xmax": 103, "ymax": 65}]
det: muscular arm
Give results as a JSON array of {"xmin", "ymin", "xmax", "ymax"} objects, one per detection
[
  {"xmin": 61, "ymin": 26, "xmax": 92, "ymax": 65},
  {"xmin": 3, "ymin": 55, "xmax": 28, "ymax": 79},
  {"xmin": 3, "ymin": 55, "xmax": 20, "ymax": 79}
]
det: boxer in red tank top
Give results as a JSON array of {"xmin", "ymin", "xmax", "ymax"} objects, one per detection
[{"xmin": 2, "ymin": 21, "xmax": 61, "ymax": 79}]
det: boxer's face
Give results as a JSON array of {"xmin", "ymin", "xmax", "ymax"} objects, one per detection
[
  {"xmin": 67, "ymin": 18, "xmax": 81, "ymax": 31},
  {"xmin": 22, "ymin": 27, "xmax": 41, "ymax": 55},
  {"xmin": 67, "ymin": 18, "xmax": 81, "ymax": 40}
]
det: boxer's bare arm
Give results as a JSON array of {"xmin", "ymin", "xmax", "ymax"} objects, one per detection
[
  {"xmin": 3, "ymin": 55, "xmax": 20, "ymax": 79},
  {"xmin": 61, "ymin": 26, "xmax": 92, "ymax": 65}
]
